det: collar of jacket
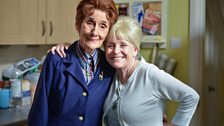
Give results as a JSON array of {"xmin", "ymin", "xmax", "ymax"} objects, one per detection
[{"xmin": 60, "ymin": 42, "xmax": 104, "ymax": 88}]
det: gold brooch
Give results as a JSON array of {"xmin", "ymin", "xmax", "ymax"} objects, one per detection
[{"xmin": 99, "ymin": 71, "xmax": 104, "ymax": 81}]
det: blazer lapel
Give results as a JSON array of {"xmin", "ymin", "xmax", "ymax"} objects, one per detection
[{"xmin": 62, "ymin": 42, "xmax": 87, "ymax": 88}]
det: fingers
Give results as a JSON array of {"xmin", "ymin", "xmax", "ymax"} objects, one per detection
[
  {"xmin": 48, "ymin": 46, "xmax": 56, "ymax": 54},
  {"xmin": 65, "ymin": 45, "xmax": 69, "ymax": 50},
  {"xmin": 48, "ymin": 44, "xmax": 65, "ymax": 58},
  {"xmin": 48, "ymin": 43, "xmax": 71, "ymax": 58},
  {"xmin": 163, "ymin": 122, "xmax": 169, "ymax": 126},
  {"xmin": 64, "ymin": 43, "xmax": 71, "ymax": 50},
  {"xmin": 60, "ymin": 43, "xmax": 71, "ymax": 57},
  {"xmin": 56, "ymin": 45, "xmax": 66, "ymax": 58},
  {"xmin": 170, "ymin": 123, "xmax": 176, "ymax": 126}
]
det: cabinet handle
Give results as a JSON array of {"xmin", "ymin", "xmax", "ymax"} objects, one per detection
[
  {"xmin": 49, "ymin": 21, "xmax": 53, "ymax": 36},
  {"xmin": 41, "ymin": 21, "xmax": 46, "ymax": 36}
]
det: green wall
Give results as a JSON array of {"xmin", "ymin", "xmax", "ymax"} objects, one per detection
[{"xmin": 140, "ymin": 0, "xmax": 189, "ymax": 121}]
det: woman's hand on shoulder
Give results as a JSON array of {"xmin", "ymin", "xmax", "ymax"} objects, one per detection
[{"xmin": 48, "ymin": 43, "xmax": 71, "ymax": 58}]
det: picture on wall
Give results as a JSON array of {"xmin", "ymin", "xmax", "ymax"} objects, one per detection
[
  {"xmin": 115, "ymin": 0, "xmax": 167, "ymax": 43},
  {"xmin": 142, "ymin": 2, "xmax": 161, "ymax": 36},
  {"xmin": 132, "ymin": 1, "xmax": 161, "ymax": 36}
]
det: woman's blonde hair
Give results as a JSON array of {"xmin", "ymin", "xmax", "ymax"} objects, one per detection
[{"xmin": 105, "ymin": 16, "xmax": 142, "ymax": 50}]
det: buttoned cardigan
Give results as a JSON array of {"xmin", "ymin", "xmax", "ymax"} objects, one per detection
[{"xmin": 103, "ymin": 60, "xmax": 199, "ymax": 126}]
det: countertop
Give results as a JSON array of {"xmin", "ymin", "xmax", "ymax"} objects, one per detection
[{"xmin": 0, "ymin": 105, "xmax": 30, "ymax": 126}]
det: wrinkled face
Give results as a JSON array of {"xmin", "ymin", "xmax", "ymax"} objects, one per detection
[
  {"xmin": 105, "ymin": 36, "xmax": 138, "ymax": 70},
  {"xmin": 79, "ymin": 9, "xmax": 110, "ymax": 54}
]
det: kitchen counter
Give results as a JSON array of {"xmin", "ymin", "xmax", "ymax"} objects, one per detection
[{"xmin": 0, "ymin": 105, "xmax": 30, "ymax": 126}]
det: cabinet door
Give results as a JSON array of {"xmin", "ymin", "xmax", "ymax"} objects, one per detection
[
  {"xmin": 0, "ymin": 0, "xmax": 45, "ymax": 45},
  {"xmin": 46, "ymin": 0, "xmax": 80, "ymax": 44}
]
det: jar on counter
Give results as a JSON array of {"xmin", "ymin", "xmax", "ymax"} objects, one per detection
[
  {"xmin": 24, "ymin": 72, "xmax": 40, "ymax": 102},
  {"xmin": 0, "ymin": 88, "xmax": 10, "ymax": 108},
  {"xmin": 21, "ymin": 79, "xmax": 31, "ymax": 106}
]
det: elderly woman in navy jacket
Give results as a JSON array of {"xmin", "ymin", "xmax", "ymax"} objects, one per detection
[{"xmin": 28, "ymin": 0, "xmax": 118, "ymax": 126}]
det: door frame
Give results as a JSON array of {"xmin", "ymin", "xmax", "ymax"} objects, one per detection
[{"xmin": 189, "ymin": 0, "xmax": 205, "ymax": 125}]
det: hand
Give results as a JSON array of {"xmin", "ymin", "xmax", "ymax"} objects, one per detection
[
  {"xmin": 163, "ymin": 114, "xmax": 177, "ymax": 126},
  {"xmin": 163, "ymin": 114, "xmax": 169, "ymax": 126},
  {"xmin": 163, "ymin": 122, "xmax": 176, "ymax": 126},
  {"xmin": 163, "ymin": 122, "xmax": 169, "ymax": 126},
  {"xmin": 48, "ymin": 43, "xmax": 71, "ymax": 58},
  {"xmin": 169, "ymin": 123, "xmax": 176, "ymax": 126}
]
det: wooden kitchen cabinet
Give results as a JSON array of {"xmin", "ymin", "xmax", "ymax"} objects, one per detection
[{"xmin": 0, "ymin": 0, "xmax": 80, "ymax": 45}]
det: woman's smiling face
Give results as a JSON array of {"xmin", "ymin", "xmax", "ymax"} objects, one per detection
[
  {"xmin": 105, "ymin": 35, "xmax": 138, "ymax": 70},
  {"xmin": 79, "ymin": 9, "xmax": 110, "ymax": 54}
]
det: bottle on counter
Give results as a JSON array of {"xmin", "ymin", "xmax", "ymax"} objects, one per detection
[
  {"xmin": 21, "ymin": 79, "xmax": 31, "ymax": 106},
  {"xmin": 10, "ymin": 79, "xmax": 22, "ymax": 108}
]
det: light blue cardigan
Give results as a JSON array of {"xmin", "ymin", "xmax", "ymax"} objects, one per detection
[{"xmin": 103, "ymin": 59, "xmax": 199, "ymax": 126}]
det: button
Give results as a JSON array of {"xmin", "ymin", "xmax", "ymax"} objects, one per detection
[
  {"xmin": 79, "ymin": 116, "xmax": 84, "ymax": 121},
  {"xmin": 82, "ymin": 92, "xmax": 87, "ymax": 96}
]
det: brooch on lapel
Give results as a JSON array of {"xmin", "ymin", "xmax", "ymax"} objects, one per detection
[{"xmin": 99, "ymin": 71, "xmax": 104, "ymax": 81}]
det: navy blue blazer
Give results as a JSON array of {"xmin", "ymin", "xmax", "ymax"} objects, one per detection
[{"xmin": 28, "ymin": 42, "xmax": 115, "ymax": 126}]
